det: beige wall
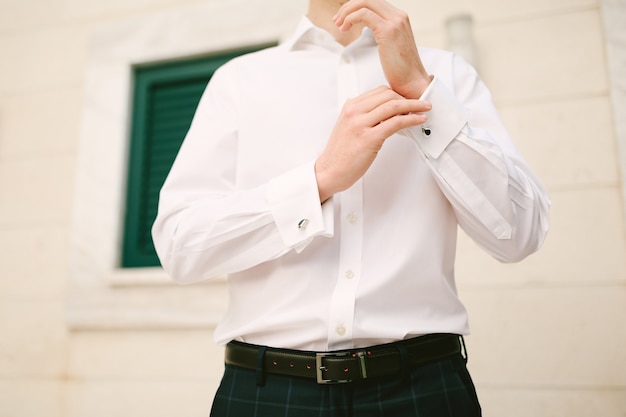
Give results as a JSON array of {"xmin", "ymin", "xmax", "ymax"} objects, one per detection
[{"xmin": 0, "ymin": 0, "xmax": 624, "ymax": 416}]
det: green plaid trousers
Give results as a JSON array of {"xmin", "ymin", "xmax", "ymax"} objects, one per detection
[{"xmin": 209, "ymin": 353, "xmax": 481, "ymax": 417}]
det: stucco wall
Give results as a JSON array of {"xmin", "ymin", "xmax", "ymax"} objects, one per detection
[{"xmin": 0, "ymin": 0, "xmax": 624, "ymax": 416}]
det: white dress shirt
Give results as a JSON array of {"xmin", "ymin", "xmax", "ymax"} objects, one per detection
[{"xmin": 152, "ymin": 17, "xmax": 550, "ymax": 351}]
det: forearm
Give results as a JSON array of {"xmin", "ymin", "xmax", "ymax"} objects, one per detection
[
  {"xmin": 406, "ymin": 75, "xmax": 550, "ymax": 262},
  {"xmin": 426, "ymin": 134, "xmax": 550, "ymax": 262},
  {"xmin": 152, "ymin": 162, "xmax": 334, "ymax": 283},
  {"xmin": 152, "ymin": 187, "xmax": 278, "ymax": 283}
]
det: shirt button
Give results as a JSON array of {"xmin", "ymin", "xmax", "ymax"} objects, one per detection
[
  {"xmin": 342, "ymin": 55, "xmax": 351, "ymax": 64},
  {"xmin": 297, "ymin": 219, "xmax": 309, "ymax": 229},
  {"xmin": 345, "ymin": 270, "xmax": 354, "ymax": 279},
  {"xmin": 346, "ymin": 212, "xmax": 358, "ymax": 223},
  {"xmin": 422, "ymin": 127, "xmax": 432, "ymax": 137},
  {"xmin": 335, "ymin": 325, "xmax": 346, "ymax": 336}
]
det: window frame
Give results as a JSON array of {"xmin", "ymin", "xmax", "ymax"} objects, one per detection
[
  {"xmin": 122, "ymin": 51, "xmax": 262, "ymax": 268},
  {"xmin": 67, "ymin": 2, "xmax": 300, "ymax": 330}
]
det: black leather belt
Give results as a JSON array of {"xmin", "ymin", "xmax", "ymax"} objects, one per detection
[{"xmin": 225, "ymin": 333, "xmax": 463, "ymax": 384}]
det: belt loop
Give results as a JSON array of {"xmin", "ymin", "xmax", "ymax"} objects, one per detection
[
  {"xmin": 256, "ymin": 346, "xmax": 268, "ymax": 386},
  {"xmin": 396, "ymin": 344, "xmax": 410, "ymax": 382},
  {"xmin": 459, "ymin": 336, "xmax": 468, "ymax": 364}
]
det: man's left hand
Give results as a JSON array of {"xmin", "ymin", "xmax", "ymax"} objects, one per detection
[{"xmin": 333, "ymin": 0, "xmax": 432, "ymax": 99}]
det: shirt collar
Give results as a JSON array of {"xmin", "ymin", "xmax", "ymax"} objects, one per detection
[{"xmin": 281, "ymin": 16, "xmax": 376, "ymax": 52}]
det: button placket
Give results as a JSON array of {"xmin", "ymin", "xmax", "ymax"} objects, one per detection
[
  {"xmin": 337, "ymin": 50, "xmax": 357, "ymax": 106},
  {"xmin": 326, "ymin": 184, "xmax": 363, "ymax": 350},
  {"xmin": 326, "ymin": 44, "xmax": 363, "ymax": 351}
]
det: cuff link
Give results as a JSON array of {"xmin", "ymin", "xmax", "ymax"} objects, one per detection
[
  {"xmin": 297, "ymin": 219, "xmax": 309, "ymax": 230},
  {"xmin": 422, "ymin": 127, "xmax": 432, "ymax": 137}
]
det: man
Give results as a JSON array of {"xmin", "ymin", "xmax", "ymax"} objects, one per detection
[{"xmin": 152, "ymin": 0, "xmax": 550, "ymax": 415}]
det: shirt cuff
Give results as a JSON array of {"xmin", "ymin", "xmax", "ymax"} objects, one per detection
[
  {"xmin": 267, "ymin": 160, "xmax": 334, "ymax": 251},
  {"xmin": 402, "ymin": 76, "xmax": 469, "ymax": 159}
]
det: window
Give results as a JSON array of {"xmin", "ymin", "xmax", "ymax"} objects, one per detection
[
  {"xmin": 69, "ymin": 4, "xmax": 295, "ymax": 330},
  {"xmin": 122, "ymin": 48, "xmax": 267, "ymax": 268}
]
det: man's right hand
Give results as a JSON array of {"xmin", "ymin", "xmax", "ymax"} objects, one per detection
[{"xmin": 315, "ymin": 85, "xmax": 431, "ymax": 202}]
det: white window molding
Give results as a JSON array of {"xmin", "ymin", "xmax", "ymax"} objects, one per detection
[
  {"xmin": 68, "ymin": 1, "xmax": 304, "ymax": 330},
  {"xmin": 601, "ymin": 0, "xmax": 626, "ymax": 226}
]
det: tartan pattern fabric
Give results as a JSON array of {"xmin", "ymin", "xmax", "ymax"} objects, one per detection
[{"xmin": 209, "ymin": 354, "xmax": 481, "ymax": 417}]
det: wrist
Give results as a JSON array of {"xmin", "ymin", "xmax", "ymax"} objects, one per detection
[
  {"xmin": 314, "ymin": 160, "xmax": 334, "ymax": 203},
  {"xmin": 404, "ymin": 74, "xmax": 434, "ymax": 99}
]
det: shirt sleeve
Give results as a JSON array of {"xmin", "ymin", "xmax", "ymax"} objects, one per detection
[
  {"xmin": 403, "ymin": 55, "xmax": 550, "ymax": 262},
  {"xmin": 151, "ymin": 65, "xmax": 333, "ymax": 284}
]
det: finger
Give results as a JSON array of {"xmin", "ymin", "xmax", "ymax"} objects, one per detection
[
  {"xmin": 339, "ymin": 8, "xmax": 386, "ymax": 33},
  {"xmin": 344, "ymin": 85, "xmax": 429, "ymax": 119},
  {"xmin": 343, "ymin": 86, "xmax": 402, "ymax": 116},
  {"xmin": 334, "ymin": 0, "xmax": 395, "ymax": 26},
  {"xmin": 347, "ymin": 87, "xmax": 429, "ymax": 120},
  {"xmin": 358, "ymin": 85, "xmax": 395, "ymax": 101},
  {"xmin": 367, "ymin": 99, "xmax": 430, "ymax": 127},
  {"xmin": 373, "ymin": 112, "xmax": 428, "ymax": 138}
]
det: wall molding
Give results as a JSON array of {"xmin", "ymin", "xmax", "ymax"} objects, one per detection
[
  {"xmin": 601, "ymin": 0, "xmax": 626, "ymax": 229},
  {"xmin": 68, "ymin": 1, "xmax": 304, "ymax": 330}
]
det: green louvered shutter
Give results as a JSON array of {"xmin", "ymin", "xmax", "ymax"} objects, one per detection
[{"xmin": 122, "ymin": 47, "xmax": 270, "ymax": 268}]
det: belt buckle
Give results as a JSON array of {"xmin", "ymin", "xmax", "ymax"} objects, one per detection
[{"xmin": 315, "ymin": 352, "xmax": 352, "ymax": 384}]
